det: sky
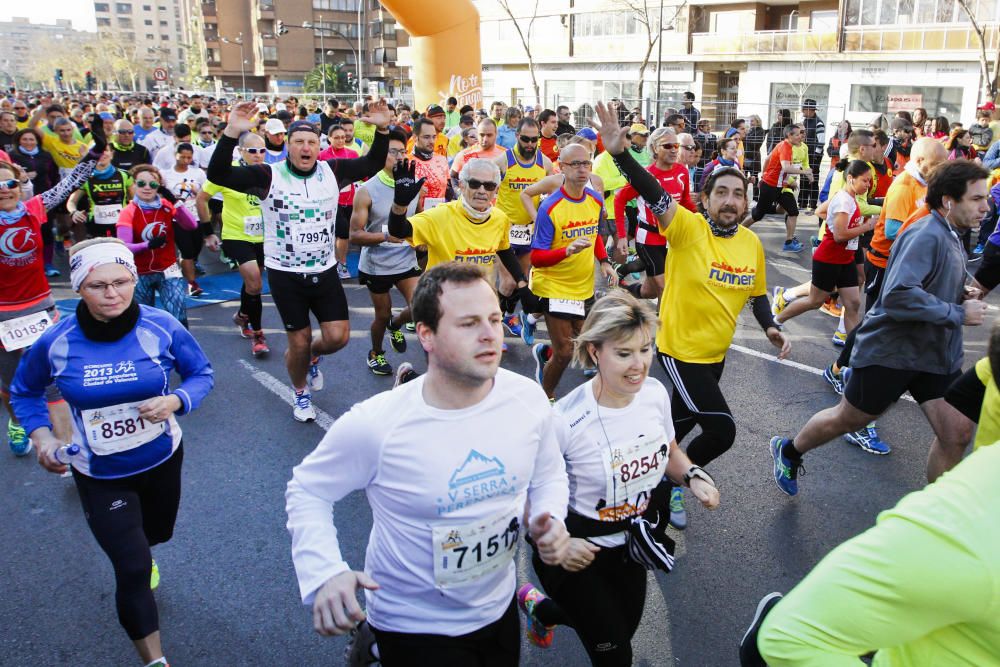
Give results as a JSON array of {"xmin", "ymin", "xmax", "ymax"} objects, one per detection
[{"xmin": 1, "ymin": 0, "xmax": 97, "ymax": 32}]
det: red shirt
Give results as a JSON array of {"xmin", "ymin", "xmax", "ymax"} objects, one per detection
[
  {"xmin": 761, "ymin": 140, "xmax": 794, "ymax": 188},
  {"xmin": 614, "ymin": 163, "xmax": 696, "ymax": 246},
  {"xmin": 0, "ymin": 196, "xmax": 50, "ymax": 310},
  {"xmin": 117, "ymin": 200, "xmax": 178, "ymax": 274},
  {"xmin": 540, "ymin": 135, "xmax": 558, "ymax": 162},
  {"xmin": 814, "ymin": 190, "xmax": 862, "ymax": 264},
  {"xmin": 410, "ymin": 153, "xmax": 450, "ymax": 202}
]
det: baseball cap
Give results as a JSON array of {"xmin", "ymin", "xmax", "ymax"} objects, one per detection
[
  {"xmin": 979, "ymin": 101, "xmax": 996, "ymax": 111},
  {"xmin": 425, "ymin": 104, "xmax": 446, "ymax": 118},
  {"xmin": 890, "ymin": 118, "xmax": 913, "ymax": 132},
  {"xmin": 275, "ymin": 109, "xmax": 293, "ymax": 122},
  {"xmin": 159, "ymin": 108, "xmax": 177, "ymax": 121},
  {"xmin": 525, "ymin": 105, "xmax": 535, "ymax": 113},
  {"xmin": 275, "ymin": 102, "xmax": 287, "ymax": 111},
  {"xmin": 629, "ymin": 123, "xmax": 650, "ymax": 135},
  {"xmin": 575, "ymin": 127, "xmax": 598, "ymax": 141},
  {"xmin": 802, "ymin": 99, "xmax": 818, "ymax": 109},
  {"xmin": 287, "ymin": 120, "xmax": 320, "ymax": 137},
  {"xmin": 98, "ymin": 112, "xmax": 114, "ymax": 121},
  {"xmin": 257, "ymin": 103, "xmax": 269, "ymax": 114},
  {"xmin": 264, "ymin": 118, "xmax": 287, "ymax": 134}
]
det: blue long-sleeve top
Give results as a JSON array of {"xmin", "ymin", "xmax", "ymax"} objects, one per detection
[
  {"xmin": 983, "ymin": 141, "xmax": 1000, "ymax": 170},
  {"xmin": 11, "ymin": 304, "xmax": 213, "ymax": 479}
]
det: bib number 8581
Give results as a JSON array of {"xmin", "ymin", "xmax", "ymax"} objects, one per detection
[{"xmin": 101, "ymin": 417, "xmax": 149, "ymax": 440}]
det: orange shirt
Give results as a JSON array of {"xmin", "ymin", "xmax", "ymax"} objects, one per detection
[
  {"xmin": 867, "ymin": 170, "xmax": 927, "ymax": 268},
  {"xmin": 761, "ymin": 141, "xmax": 793, "ymax": 188},
  {"xmin": 540, "ymin": 135, "xmax": 558, "ymax": 162}
]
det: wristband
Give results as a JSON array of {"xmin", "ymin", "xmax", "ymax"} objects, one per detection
[{"xmin": 684, "ymin": 465, "xmax": 715, "ymax": 488}]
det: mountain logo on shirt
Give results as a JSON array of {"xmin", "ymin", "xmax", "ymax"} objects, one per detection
[
  {"xmin": 561, "ymin": 219, "xmax": 600, "ymax": 240},
  {"xmin": 708, "ymin": 260, "xmax": 756, "ymax": 288},
  {"xmin": 454, "ymin": 248, "xmax": 495, "ymax": 265},
  {"xmin": 0, "ymin": 226, "xmax": 37, "ymax": 260},
  {"xmin": 449, "ymin": 449, "xmax": 506, "ymax": 488}
]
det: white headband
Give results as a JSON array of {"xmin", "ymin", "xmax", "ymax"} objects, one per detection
[{"xmin": 70, "ymin": 243, "xmax": 138, "ymax": 292}]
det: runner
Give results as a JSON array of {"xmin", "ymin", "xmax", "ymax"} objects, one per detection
[
  {"xmin": 749, "ymin": 123, "xmax": 811, "ymax": 252},
  {"xmin": 317, "ymin": 124, "xmax": 360, "ymax": 281},
  {"xmin": 285, "ymin": 262, "xmax": 570, "ymax": 666},
  {"xmin": 207, "ymin": 100, "xmax": 391, "ymax": 422},
  {"xmin": 408, "ymin": 117, "xmax": 451, "ymax": 208},
  {"xmin": 11, "ymin": 238, "xmax": 213, "ymax": 667},
  {"xmin": 451, "ymin": 119, "xmax": 505, "ymax": 186},
  {"xmin": 350, "ymin": 131, "xmax": 421, "ymax": 376},
  {"xmin": 197, "ymin": 132, "xmax": 270, "ymax": 357},
  {"xmin": 516, "ymin": 291, "xmax": 719, "ymax": 664},
  {"xmin": 263, "ymin": 118, "xmax": 289, "ymax": 164},
  {"xmin": 769, "ymin": 160, "xmax": 990, "ymax": 497},
  {"xmin": 159, "ymin": 143, "xmax": 208, "ymax": 297},
  {"xmin": 110, "ymin": 119, "xmax": 151, "ymax": 173},
  {"xmin": 539, "ymin": 109, "xmax": 560, "ymax": 162},
  {"xmin": 66, "ymin": 146, "xmax": 132, "ymax": 239},
  {"xmin": 592, "ymin": 101, "xmax": 789, "ymax": 530},
  {"xmin": 9, "ymin": 127, "xmax": 60, "ymax": 275},
  {"xmin": 405, "ymin": 105, "xmax": 448, "ymax": 158}
]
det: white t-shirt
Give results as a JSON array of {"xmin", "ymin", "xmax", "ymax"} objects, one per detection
[
  {"xmin": 285, "ymin": 369, "xmax": 569, "ymax": 635},
  {"xmin": 827, "ymin": 188, "xmax": 860, "ymax": 219},
  {"xmin": 160, "ymin": 165, "xmax": 206, "ymax": 219},
  {"xmin": 554, "ymin": 377, "xmax": 675, "ymax": 547},
  {"xmin": 152, "ymin": 142, "xmax": 183, "ymax": 172}
]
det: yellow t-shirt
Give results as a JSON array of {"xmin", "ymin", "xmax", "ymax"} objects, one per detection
[
  {"xmin": 974, "ymin": 357, "xmax": 1000, "ymax": 450},
  {"xmin": 203, "ymin": 177, "xmax": 264, "ymax": 243},
  {"xmin": 989, "ymin": 121, "xmax": 1000, "ymax": 148},
  {"xmin": 496, "ymin": 148, "xmax": 547, "ymax": 228},
  {"xmin": 406, "ymin": 200, "xmax": 511, "ymax": 272},
  {"xmin": 529, "ymin": 186, "xmax": 604, "ymax": 301},
  {"xmin": 42, "ymin": 133, "xmax": 88, "ymax": 171},
  {"xmin": 657, "ymin": 207, "xmax": 767, "ymax": 363}
]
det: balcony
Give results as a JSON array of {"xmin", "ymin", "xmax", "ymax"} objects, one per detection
[
  {"xmin": 691, "ymin": 29, "xmax": 838, "ymax": 55},
  {"xmin": 843, "ymin": 23, "xmax": 1000, "ymax": 53},
  {"xmin": 256, "ymin": 1, "xmax": 274, "ymax": 20},
  {"xmin": 201, "ymin": 2, "xmax": 216, "ymax": 17}
]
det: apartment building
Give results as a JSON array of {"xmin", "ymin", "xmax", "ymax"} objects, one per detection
[
  {"xmin": 0, "ymin": 18, "xmax": 92, "ymax": 89},
  {"xmin": 472, "ymin": 0, "xmax": 998, "ymax": 129},
  {"xmin": 190, "ymin": 0, "xmax": 409, "ymax": 97},
  {"xmin": 94, "ymin": 0, "xmax": 190, "ymax": 90}
]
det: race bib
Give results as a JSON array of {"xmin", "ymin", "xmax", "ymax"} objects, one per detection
[
  {"xmin": 163, "ymin": 263, "xmax": 183, "ymax": 279},
  {"xmin": 0, "ymin": 310, "xmax": 53, "ymax": 351},
  {"xmin": 424, "ymin": 197, "xmax": 445, "ymax": 209},
  {"xmin": 291, "ymin": 221, "xmax": 332, "ymax": 253},
  {"xmin": 509, "ymin": 224, "xmax": 531, "ymax": 246},
  {"xmin": 598, "ymin": 432, "xmax": 670, "ymax": 522},
  {"xmin": 846, "ymin": 237, "xmax": 859, "ymax": 251},
  {"xmin": 243, "ymin": 215, "xmax": 263, "ymax": 237},
  {"xmin": 81, "ymin": 400, "xmax": 166, "ymax": 455},
  {"xmin": 432, "ymin": 509, "xmax": 520, "ymax": 587},
  {"xmin": 549, "ymin": 298, "xmax": 585, "ymax": 316},
  {"xmin": 94, "ymin": 204, "xmax": 122, "ymax": 225}
]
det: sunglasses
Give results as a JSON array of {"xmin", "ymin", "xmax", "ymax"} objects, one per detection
[
  {"xmin": 135, "ymin": 179, "xmax": 160, "ymax": 189},
  {"xmin": 0, "ymin": 178, "xmax": 20, "ymax": 190},
  {"xmin": 518, "ymin": 135, "xmax": 539, "ymax": 143},
  {"xmin": 657, "ymin": 143, "xmax": 680, "ymax": 150},
  {"xmin": 465, "ymin": 179, "xmax": 498, "ymax": 191},
  {"xmin": 681, "ymin": 145, "xmax": 696, "ymax": 150},
  {"xmin": 243, "ymin": 147, "xmax": 266, "ymax": 154},
  {"xmin": 118, "ymin": 129, "xmax": 134, "ymax": 134}
]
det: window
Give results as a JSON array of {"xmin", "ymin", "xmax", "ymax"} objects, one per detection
[
  {"xmin": 146, "ymin": 33, "xmax": 155, "ymax": 39},
  {"xmin": 845, "ymin": 0, "xmax": 988, "ymax": 25},
  {"xmin": 158, "ymin": 4, "xmax": 166, "ymax": 9},
  {"xmin": 118, "ymin": 17, "xmax": 134, "ymax": 28},
  {"xmin": 94, "ymin": 2, "xmax": 110, "ymax": 11},
  {"xmin": 160, "ymin": 20, "xmax": 167, "ymax": 25},
  {"xmin": 97, "ymin": 17, "xmax": 112, "ymax": 26},
  {"xmin": 145, "ymin": 19, "xmax": 153, "ymax": 25},
  {"xmin": 116, "ymin": 2, "xmax": 132, "ymax": 12},
  {"xmin": 262, "ymin": 45, "xmax": 278, "ymax": 62},
  {"xmin": 383, "ymin": 21, "xmax": 394, "ymax": 36},
  {"xmin": 851, "ymin": 84, "xmax": 962, "ymax": 118},
  {"xmin": 206, "ymin": 47, "xmax": 219, "ymax": 62},
  {"xmin": 160, "ymin": 34, "xmax": 169, "ymax": 40},
  {"xmin": 143, "ymin": 4, "xmax": 151, "ymax": 9},
  {"xmin": 177, "ymin": 48, "xmax": 184, "ymax": 58},
  {"xmin": 571, "ymin": 11, "xmax": 646, "ymax": 38},
  {"xmin": 312, "ymin": 0, "xmax": 358, "ymax": 9},
  {"xmin": 316, "ymin": 21, "xmax": 358, "ymax": 38},
  {"xmin": 769, "ymin": 83, "xmax": 831, "ymax": 116},
  {"xmin": 810, "ymin": 10, "xmax": 838, "ymax": 30}
]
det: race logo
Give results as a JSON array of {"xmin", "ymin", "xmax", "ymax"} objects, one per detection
[
  {"xmin": 560, "ymin": 219, "xmax": 599, "ymax": 242},
  {"xmin": 140, "ymin": 221, "xmax": 168, "ymax": 242},
  {"xmin": 0, "ymin": 226, "xmax": 38, "ymax": 261},
  {"xmin": 440, "ymin": 530, "xmax": 463, "ymax": 550},
  {"xmin": 454, "ymin": 247, "xmax": 495, "ymax": 265},
  {"xmin": 437, "ymin": 449, "xmax": 517, "ymax": 515},
  {"xmin": 708, "ymin": 260, "xmax": 757, "ymax": 290}
]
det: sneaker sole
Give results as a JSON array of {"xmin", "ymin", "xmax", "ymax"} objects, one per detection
[
  {"xmin": 293, "ymin": 413, "xmax": 316, "ymax": 423},
  {"xmin": 369, "ymin": 367, "xmax": 392, "ymax": 376},
  {"xmin": 843, "ymin": 434, "xmax": 890, "ymax": 455},
  {"xmin": 740, "ymin": 592, "xmax": 783, "ymax": 659},
  {"xmin": 532, "ymin": 348, "xmax": 546, "ymax": 386}
]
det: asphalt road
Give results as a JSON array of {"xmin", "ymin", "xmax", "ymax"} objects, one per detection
[{"xmin": 1, "ymin": 217, "xmax": 992, "ymax": 666}]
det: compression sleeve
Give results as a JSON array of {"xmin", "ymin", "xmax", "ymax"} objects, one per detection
[
  {"xmin": 115, "ymin": 224, "xmax": 148, "ymax": 254},
  {"xmin": 885, "ymin": 218, "xmax": 904, "ymax": 240},
  {"xmin": 206, "ymin": 133, "xmax": 272, "ymax": 193},
  {"xmin": 328, "ymin": 129, "xmax": 389, "ymax": 186},
  {"xmin": 530, "ymin": 246, "xmax": 568, "ymax": 268},
  {"xmin": 40, "ymin": 150, "xmax": 98, "ymax": 211},
  {"xmin": 750, "ymin": 296, "xmax": 778, "ymax": 331},
  {"xmin": 614, "ymin": 183, "xmax": 638, "ymax": 236},
  {"xmin": 497, "ymin": 247, "xmax": 527, "ymax": 283},
  {"xmin": 172, "ymin": 204, "xmax": 198, "ymax": 231},
  {"xmin": 387, "ymin": 208, "xmax": 412, "ymax": 240}
]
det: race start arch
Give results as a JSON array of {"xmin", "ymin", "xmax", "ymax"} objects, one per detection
[{"xmin": 380, "ymin": 0, "xmax": 483, "ymax": 112}]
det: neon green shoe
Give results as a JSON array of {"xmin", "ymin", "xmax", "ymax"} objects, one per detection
[
  {"xmin": 7, "ymin": 421, "xmax": 32, "ymax": 457},
  {"xmin": 150, "ymin": 559, "xmax": 160, "ymax": 590}
]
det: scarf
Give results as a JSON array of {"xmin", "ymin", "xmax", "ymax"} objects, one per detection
[
  {"xmin": 94, "ymin": 164, "xmax": 116, "ymax": 179},
  {"xmin": 904, "ymin": 159, "xmax": 927, "ymax": 187},
  {"xmin": 135, "ymin": 197, "xmax": 162, "ymax": 211},
  {"xmin": 0, "ymin": 202, "xmax": 27, "ymax": 226},
  {"xmin": 459, "ymin": 195, "xmax": 491, "ymax": 222},
  {"xmin": 76, "ymin": 299, "xmax": 140, "ymax": 343},
  {"xmin": 413, "ymin": 146, "xmax": 433, "ymax": 161},
  {"xmin": 19, "ymin": 146, "xmax": 39, "ymax": 156},
  {"xmin": 111, "ymin": 140, "xmax": 134, "ymax": 151},
  {"xmin": 717, "ymin": 157, "xmax": 736, "ymax": 167},
  {"xmin": 704, "ymin": 211, "xmax": 738, "ymax": 238},
  {"xmin": 376, "ymin": 170, "xmax": 395, "ymax": 188}
]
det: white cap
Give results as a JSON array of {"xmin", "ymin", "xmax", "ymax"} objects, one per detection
[
  {"xmin": 264, "ymin": 118, "xmax": 287, "ymax": 134},
  {"xmin": 257, "ymin": 103, "xmax": 269, "ymax": 113},
  {"xmin": 275, "ymin": 102, "xmax": 287, "ymax": 111}
]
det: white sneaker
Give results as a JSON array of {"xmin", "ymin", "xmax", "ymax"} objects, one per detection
[
  {"xmin": 308, "ymin": 357, "xmax": 324, "ymax": 392},
  {"xmin": 337, "ymin": 263, "xmax": 351, "ymax": 280},
  {"xmin": 293, "ymin": 390, "xmax": 317, "ymax": 422}
]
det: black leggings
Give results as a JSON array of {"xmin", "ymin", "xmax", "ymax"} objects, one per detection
[
  {"xmin": 370, "ymin": 598, "xmax": 519, "ymax": 666},
  {"xmin": 836, "ymin": 259, "xmax": 884, "ymax": 369},
  {"xmin": 752, "ymin": 182, "xmax": 799, "ymax": 221},
  {"xmin": 531, "ymin": 545, "xmax": 647, "ymax": 667},
  {"xmin": 657, "ymin": 353, "xmax": 735, "ymax": 467},
  {"xmin": 72, "ymin": 445, "xmax": 184, "ymax": 640}
]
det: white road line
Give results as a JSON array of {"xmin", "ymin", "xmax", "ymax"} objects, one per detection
[
  {"xmin": 769, "ymin": 259, "xmax": 812, "ymax": 275},
  {"xmin": 238, "ymin": 359, "xmax": 335, "ymax": 430},
  {"xmin": 729, "ymin": 343, "xmax": 916, "ymax": 404}
]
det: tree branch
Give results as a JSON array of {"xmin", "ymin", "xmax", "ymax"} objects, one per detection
[{"xmin": 957, "ymin": 0, "xmax": 995, "ymax": 100}]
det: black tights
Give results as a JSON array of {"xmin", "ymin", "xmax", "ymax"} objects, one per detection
[
  {"xmin": 72, "ymin": 446, "xmax": 183, "ymax": 640},
  {"xmin": 657, "ymin": 354, "xmax": 735, "ymax": 467}
]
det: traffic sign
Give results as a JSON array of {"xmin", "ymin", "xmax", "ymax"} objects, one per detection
[{"xmin": 153, "ymin": 68, "xmax": 168, "ymax": 82}]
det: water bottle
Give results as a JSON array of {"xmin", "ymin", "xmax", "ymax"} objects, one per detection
[{"xmin": 54, "ymin": 443, "xmax": 81, "ymax": 465}]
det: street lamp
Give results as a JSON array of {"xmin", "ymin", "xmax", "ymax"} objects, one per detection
[{"xmin": 221, "ymin": 32, "xmax": 246, "ymax": 97}]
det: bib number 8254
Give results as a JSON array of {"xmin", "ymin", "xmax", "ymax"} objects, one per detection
[{"xmin": 619, "ymin": 451, "xmax": 663, "ymax": 483}]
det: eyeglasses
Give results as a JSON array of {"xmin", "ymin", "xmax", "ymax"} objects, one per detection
[
  {"xmin": 117, "ymin": 129, "xmax": 134, "ymax": 134},
  {"xmin": 561, "ymin": 160, "xmax": 593, "ymax": 169},
  {"xmin": 518, "ymin": 135, "xmax": 539, "ymax": 143},
  {"xmin": 388, "ymin": 148, "xmax": 406, "ymax": 157},
  {"xmin": 242, "ymin": 147, "xmax": 266, "ymax": 154},
  {"xmin": 465, "ymin": 179, "xmax": 498, "ymax": 191},
  {"xmin": 135, "ymin": 179, "xmax": 160, "ymax": 189},
  {"xmin": 657, "ymin": 143, "xmax": 680, "ymax": 150},
  {"xmin": 0, "ymin": 178, "xmax": 20, "ymax": 190},
  {"xmin": 82, "ymin": 279, "xmax": 135, "ymax": 294}
]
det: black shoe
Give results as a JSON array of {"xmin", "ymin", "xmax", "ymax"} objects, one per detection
[
  {"xmin": 387, "ymin": 322, "xmax": 407, "ymax": 353},
  {"xmin": 739, "ymin": 592, "xmax": 783, "ymax": 666}
]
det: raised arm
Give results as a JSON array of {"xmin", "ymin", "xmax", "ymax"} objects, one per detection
[
  {"xmin": 39, "ymin": 117, "xmax": 105, "ymax": 212},
  {"xmin": 326, "ymin": 100, "xmax": 391, "ymax": 185},
  {"xmin": 206, "ymin": 101, "xmax": 272, "ymax": 193}
]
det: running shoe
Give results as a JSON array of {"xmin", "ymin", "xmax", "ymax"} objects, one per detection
[
  {"xmin": 405, "ymin": 321, "xmax": 416, "ymax": 332},
  {"xmin": 251, "ymin": 332, "xmax": 270, "ymax": 357},
  {"xmin": 810, "ymin": 235, "xmax": 820, "ymax": 248},
  {"xmin": 971, "ymin": 243, "xmax": 985, "ymax": 260},
  {"xmin": 822, "ymin": 364, "xmax": 845, "ymax": 395},
  {"xmin": 337, "ymin": 263, "xmax": 352, "ymax": 280},
  {"xmin": 344, "ymin": 619, "xmax": 379, "ymax": 666},
  {"xmin": 820, "ymin": 297, "xmax": 842, "ymax": 318},
  {"xmin": 44, "ymin": 264, "xmax": 60, "ymax": 277},
  {"xmin": 516, "ymin": 583, "xmax": 555, "ymax": 649},
  {"xmin": 367, "ymin": 350, "xmax": 392, "ymax": 376},
  {"xmin": 502, "ymin": 313, "xmax": 523, "ymax": 337},
  {"xmin": 782, "ymin": 237, "xmax": 804, "ymax": 253},
  {"xmin": 521, "ymin": 314, "xmax": 537, "ymax": 346},
  {"xmin": 668, "ymin": 486, "xmax": 687, "ymax": 530},
  {"xmin": 831, "ymin": 330, "xmax": 847, "ymax": 347},
  {"xmin": 532, "ymin": 343, "xmax": 551, "ymax": 387},
  {"xmin": 195, "ymin": 262, "xmax": 206, "ymax": 276},
  {"xmin": 188, "ymin": 281, "xmax": 204, "ymax": 297},
  {"xmin": 232, "ymin": 311, "xmax": 253, "ymax": 338},
  {"xmin": 308, "ymin": 357, "xmax": 324, "ymax": 392},
  {"xmin": 7, "ymin": 421, "xmax": 31, "ymax": 457},
  {"xmin": 150, "ymin": 559, "xmax": 160, "ymax": 590},
  {"xmin": 771, "ymin": 286, "xmax": 788, "ymax": 317},
  {"xmin": 739, "ymin": 592, "xmax": 784, "ymax": 667},
  {"xmin": 770, "ymin": 437, "xmax": 803, "ymax": 497},
  {"xmin": 145, "ymin": 660, "xmax": 169, "ymax": 667},
  {"xmin": 394, "ymin": 361, "xmax": 418, "ymax": 388},
  {"xmin": 387, "ymin": 323, "xmax": 407, "ymax": 353},
  {"xmin": 293, "ymin": 389, "xmax": 316, "ymax": 422},
  {"xmin": 844, "ymin": 423, "xmax": 891, "ymax": 455}
]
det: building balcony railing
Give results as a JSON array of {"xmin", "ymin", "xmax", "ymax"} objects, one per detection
[
  {"xmin": 201, "ymin": 3, "xmax": 217, "ymax": 17},
  {"xmin": 842, "ymin": 23, "xmax": 1000, "ymax": 52},
  {"xmin": 690, "ymin": 29, "xmax": 838, "ymax": 55}
]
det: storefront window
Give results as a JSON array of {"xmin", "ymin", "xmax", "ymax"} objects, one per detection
[{"xmin": 850, "ymin": 84, "xmax": 963, "ymax": 118}]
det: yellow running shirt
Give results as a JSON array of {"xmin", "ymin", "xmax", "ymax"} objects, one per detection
[
  {"xmin": 529, "ymin": 186, "xmax": 604, "ymax": 301},
  {"xmin": 203, "ymin": 176, "xmax": 264, "ymax": 243},
  {"xmin": 974, "ymin": 357, "xmax": 1000, "ymax": 450},
  {"xmin": 42, "ymin": 133, "xmax": 88, "ymax": 172},
  {"xmin": 496, "ymin": 148, "xmax": 547, "ymax": 232},
  {"xmin": 406, "ymin": 200, "xmax": 511, "ymax": 271},
  {"xmin": 658, "ymin": 207, "xmax": 767, "ymax": 363}
]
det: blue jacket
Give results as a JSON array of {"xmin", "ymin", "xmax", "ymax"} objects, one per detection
[
  {"xmin": 982, "ymin": 141, "xmax": 1000, "ymax": 170},
  {"xmin": 496, "ymin": 125, "xmax": 517, "ymax": 150}
]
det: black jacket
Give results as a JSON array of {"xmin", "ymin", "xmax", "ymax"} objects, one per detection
[
  {"xmin": 111, "ymin": 142, "xmax": 151, "ymax": 173},
  {"xmin": 9, "ymin": 147, "xmax": 58, "ymax": 194}
]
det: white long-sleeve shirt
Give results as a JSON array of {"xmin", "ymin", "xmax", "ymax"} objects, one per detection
[{"xmin": 285, "ymin": 369, "xmax": 569, "ymax": 635}]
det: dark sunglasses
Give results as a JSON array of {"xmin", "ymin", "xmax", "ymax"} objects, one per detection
[
  {"xmin": 0, "ymin": 178, "xmax": 20, "ymax": 190},
  {"xmin": 518, "ymin": 135, "xmax": 539, "ymax": 143},
  {"xmin": 117, "ymin": 129, "xmax": 134, "ymax": 134},
  {"xmin": 681, "ymin": 145, "xmax": 696, "ymax": 150},
  {"xmin": 135, "ymin": 179, "xmax": 160, "ymax": 189},
  {"xmin": 658, "ymin": 142, "xmax": 680, "ymax": 150},
  {"xmin": 466, "ymin": 179, "xmax": 498, "ymax": 192},
  {"xmin": 243, "ymin": 147, "xmax": 266, "ymax": 154}
]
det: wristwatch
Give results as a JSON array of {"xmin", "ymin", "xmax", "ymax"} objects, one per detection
[{"xmin": 684, "ymin": 465, "xmax": 715, "ymax": 488}]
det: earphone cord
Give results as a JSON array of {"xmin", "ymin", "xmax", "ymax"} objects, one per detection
[{"xmin": 593, "ymin": 363, "xmax": 626, "ymax": 513}]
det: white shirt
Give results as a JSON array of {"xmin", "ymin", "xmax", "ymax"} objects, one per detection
[
  {"xmin": 160, "ymin": 165, "xmax": 206, "ymax": 219},
  {"xmin": 140, "ymin": 128, "xmax": 172, "ymax": 162},
  {"xmin": 195, "ymin": 141, "xmax": 217, "ymax": 169},
  {"xmin": 285, "ymin": 369, "xmax": 569, "ymax": 635},
  {"xmin": 152, "ymin": 142, "xmax": 182, "ymax": 172},
  {"xmin": 554, "ymin": 377, "xmax": 675, "ymax": 547}
]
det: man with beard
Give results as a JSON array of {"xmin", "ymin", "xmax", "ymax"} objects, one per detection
[
  {"xmin": 408, "ymin": 117, "xmax": 452, "ymax": 209},
  {"xmin": 178, "ymin": 95, "xmax": 209, "ymax": 125}
]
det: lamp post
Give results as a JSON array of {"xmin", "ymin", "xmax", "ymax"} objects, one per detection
[
  {"xmin": 292, "ymin": 21, "xmax": 359, "ymax": 101},
  {"xmin": 221, "ymin": 32, "xmax": 246, "ymax": 97}
]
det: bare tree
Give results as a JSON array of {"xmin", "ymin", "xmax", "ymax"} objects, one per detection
[
  {"xmin": 618, "ymin": 1, "xmax": 687, "ymax": 102},
  {"xmin": 496, "ymin": 0, "xmax": 541, "ymax": 107},
  {"xmin": 957, "ymin": 0, "xmax": 998, "ymax": 102}
]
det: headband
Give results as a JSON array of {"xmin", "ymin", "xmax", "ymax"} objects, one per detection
[{"xmin": 70, "ymin": 243, "xmax": 138, "ymax": 292}]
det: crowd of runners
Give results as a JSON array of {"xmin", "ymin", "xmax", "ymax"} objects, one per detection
[{"xmin": 3, "ymin": 84, "xmax": 1000, "ymax": 666}]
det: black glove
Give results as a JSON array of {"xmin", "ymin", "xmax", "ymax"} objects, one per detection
[
  {"xmin": 157, "ymin": 186, "xmax": 178, "ymax": 205},
  {"xmin": 88, "ymin": 114, "xmax": 107, "ymax": 154},
  {"xmin": 392, "ymin": 158, "xmax": 426, "ymax": 207},
  {"xmin": 147, "ymin": 236, "xmax": 167, "ymax": 250}
]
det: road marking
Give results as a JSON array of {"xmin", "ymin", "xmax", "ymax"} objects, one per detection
[
  {"xmin": 238, "ymin": 359, "xmax": 335, "ymax": 429},
  {"xmin": 769, "ymin": 259, "xmax": 811, "ymax": 275},
  {"xmin": 729, "ymin": 343, "xmax": 916, "ymax": 404}
]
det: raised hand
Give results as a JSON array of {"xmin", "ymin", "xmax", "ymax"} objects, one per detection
[
  {"xmin": 593, "ymin": 102, "xmax": 629, "ymax": 155},
  {"xmin": 392, "ymin": 158, "xmax": 426, "ymax": 206},
  {"xmin": 360, "ymin": 98, "xmax": 392, "ymax": 130},
  {"xmin": 226, "ymin": 101, "xmax": 260, "ymax": 135}
]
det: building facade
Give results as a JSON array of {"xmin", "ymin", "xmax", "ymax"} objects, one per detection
[
  {"xmin": 94, "ymin": 0, "xmax": 190, "ymax": 90},
  {"xmin": 466, "ymin": 0, "xmax": 999, "ymax": 129},
  {"xmin": 189, "ymin": 0, "xmax": 410, "ymax": 97},
  {"xmin": 0, "ymin": 18, "xmax": 93, "ymax": 89}
]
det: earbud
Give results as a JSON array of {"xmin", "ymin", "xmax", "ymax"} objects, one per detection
[{"xmin": 947, "ymin": 202, "xmax": 953, "ymax": 212}]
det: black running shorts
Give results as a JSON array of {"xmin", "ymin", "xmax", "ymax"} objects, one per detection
[{"xmin": 268, "ymin": 265, "xmax": 349, "ymax": 330}]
